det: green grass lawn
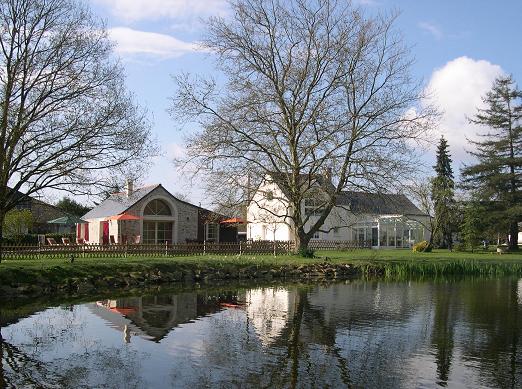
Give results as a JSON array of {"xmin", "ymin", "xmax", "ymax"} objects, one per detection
[
  {"xmin": 0, "ymin": 248, "xmax": 521, "ymax": 268},
  {"xmin": 316, "ymin": 248, "xmax": 522, "ymax": 263},
  {"xmin": 0, "ymin": 248, "xmax": 521, "ymax": 287}
]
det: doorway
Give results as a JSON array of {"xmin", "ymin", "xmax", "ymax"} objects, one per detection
[
  {"xmin": 371, "ymin": 227, "xmax": 379, "ymax": 247},
  {"xmin": 101, "ymin": 221, "xmax": 109, "ymax": 245}
]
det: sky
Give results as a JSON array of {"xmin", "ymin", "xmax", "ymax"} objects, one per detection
[{"xmin": 87, "ymin": 0, "xmax": 522, "ymax": 208}]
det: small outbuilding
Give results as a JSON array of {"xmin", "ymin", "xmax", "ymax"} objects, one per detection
[{"xmin": 80, "ymin": 182, "xmax": 237, "ymax": 244}]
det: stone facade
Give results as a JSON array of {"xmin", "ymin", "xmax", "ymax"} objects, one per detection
[{"xmin": 82, "ymin": 185, "xmax": 228, "ymax": 244}]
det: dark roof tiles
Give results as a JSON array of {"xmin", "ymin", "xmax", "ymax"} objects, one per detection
[{"xmin": 337, "ymin": 191, "xmax": 425, "ymax": 216}]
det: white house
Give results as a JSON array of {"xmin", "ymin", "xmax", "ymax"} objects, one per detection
[
  {"xmin": 80, "ymin": 182, "xmax": 237, "ymax": 244},
  {"xmin": 247, "ymin": 175, "xmax": 430, "ymax": 248}
]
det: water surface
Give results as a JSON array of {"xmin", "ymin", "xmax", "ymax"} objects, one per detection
[{"xmin": 1, "ymin": 277, "xmax": 521, "ymax": 388}]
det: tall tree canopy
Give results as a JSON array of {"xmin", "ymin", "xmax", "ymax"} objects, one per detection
[
  {"xmin": 0, "ymin": 0, "xmax": 155, "ymax": 249},
  {"xmin": 55, "ymin": 197, "xmax": 91, "ymax": 217},
  {"xmin": 461, "ymin": 75, "xmax": 522, "ymax": 250},
  {"xmin": 171, "ymin": 0, "xmax": 435, "ymax": 251},
  {"xmin": 431, "ymin": 136, "xmax": 455, "ymax": 249}
]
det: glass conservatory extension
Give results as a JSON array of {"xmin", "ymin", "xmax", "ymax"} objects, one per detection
[{"xmin": 350, "ymin": 216, "xmax": 426, "ymax": 248}]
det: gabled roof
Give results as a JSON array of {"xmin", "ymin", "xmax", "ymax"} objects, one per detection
[
  {"xmin": 82, "ymin": 185, "xmax": 160, "ymax": 219},
  {"xmin": 9, "ymin": 187, "xmax": 62, "ymax": 212},
  {"xmin": 265, "ymin": 172, "xmax": 335, "ymax": 200},
  {"xmin": 263, "ymin": 173, "xmax": 426, "ymax": 216},
  {"xmin": 337, "ymin": 191, "xmax": 425, "ymax": 216},
  {"xmin": 82, "ymin": 184, "xmax": 229, "ymax": 220}
]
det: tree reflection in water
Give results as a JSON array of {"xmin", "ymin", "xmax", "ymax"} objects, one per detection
[
  {"xmin": 1, "ymin": 278, "xmax": 522, "ymax": 388},
  {"xmin": 430, "ymin": 283, "xmax": 456, "ymax": 387}
]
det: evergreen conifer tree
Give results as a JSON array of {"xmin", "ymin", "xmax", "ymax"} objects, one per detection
[
  {"xmin": 462, "ymin": 75, "xmax": 522, "ymax": 250},
  {"xmin": 431, "ymin": 136, "xmax": 455, "ymax": 249},
  {"xmin": 461, "ymin": 201, "xmax": 483, "ymax": 253}
]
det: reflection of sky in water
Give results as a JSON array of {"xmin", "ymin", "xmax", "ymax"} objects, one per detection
[{"xmin": 2, "ymin": 278, "xmax": 522, "ymax": 388}]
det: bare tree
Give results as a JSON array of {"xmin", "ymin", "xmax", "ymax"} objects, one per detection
[
  {"xmin": 171, "ymin": 0, "xmax": 436, "ymax": 252},
  {"xmin": 0, "ymin": 0, "xmax": 156, "ymax": 254},
  {"xmin": 405, "ymin": 180, "xmax": 437, "ymax": 248}
]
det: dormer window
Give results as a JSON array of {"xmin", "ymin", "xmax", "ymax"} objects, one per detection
[{"xmin": 304, "ymin": 198, "xmax": 325, "ymax": 217}]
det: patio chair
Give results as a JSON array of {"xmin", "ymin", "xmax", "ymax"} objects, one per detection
[
  {"xmin": 110, "ymin": 235, "xmax": 116, "ymax": 245},
  {"xmin": 76, "ymin": 238, "xmax": 85, "ymax": 244},
  {"xmin": 134, "ymin": 235, "xmax": 141, "ymax": 244},
  {"xmin": 62, "ymin": 237, "xmax": 71, "ymax": 245},
  {"xmin": 46, "ymin": 237, "xmax": 59, "ymax": 246}
]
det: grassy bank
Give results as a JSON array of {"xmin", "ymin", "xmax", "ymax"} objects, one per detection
[
  {"xmin": 318, "ymin": 249, "xmax": 522, "ymax": 277},
  {"xmin": 0, "ymin": 249, "xmax": 521, "ymax": 296}
]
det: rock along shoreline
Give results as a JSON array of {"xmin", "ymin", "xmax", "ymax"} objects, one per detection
[{"xmin": 0, "ymin": 262, "xmax": 382, "ymax": 298}]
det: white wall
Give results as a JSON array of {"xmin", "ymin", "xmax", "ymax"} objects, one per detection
[
  {"xmin": 247, "ymin": 180, "xmax": 293, "ymax": 241},
  {"xmin": 86, "ymin": 218, "xmax": 101, "ymax": 244}
]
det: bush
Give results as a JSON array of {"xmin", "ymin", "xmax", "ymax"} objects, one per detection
[
  {"xmin": 298, "ymin": 246, "xmax": 315, "ymax": 258},
  {"xmin": 1, "ymin": 233, "xmax": 75, "ymax": 245},
  {"xmin": 453, "ymin": 242, "xmax": 466, "ymax": 252},
  {"xmin": 412, "ymin": 240, "xmax": 429, "ymax": 252}
]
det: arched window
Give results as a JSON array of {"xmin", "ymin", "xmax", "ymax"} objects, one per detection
[{"xmin": 144, "ymin": 199, "xmax": 172, "ymax": 216}]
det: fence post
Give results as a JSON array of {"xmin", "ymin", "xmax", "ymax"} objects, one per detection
[
  {"xmin": 239, "ymin": 241, "xmax": 242, "ymax": 256},
  {"xmin": 203, "ymin": 240, "xmax": 206, "ymax": 255},
  {"xmin": 165, "ymin": 241, "xmax": 168, "ymax": 256},
  {"xmin": 273, "ymin": 240, "xmax": 276, "ymax": 257}
]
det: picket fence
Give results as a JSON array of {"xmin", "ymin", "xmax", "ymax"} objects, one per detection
[{"xmin": 0, "ymin": 239, "xmax": 371, "ymax": 260}]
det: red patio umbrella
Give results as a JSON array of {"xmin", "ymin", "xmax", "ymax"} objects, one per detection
[
  {"xmin": 105, "ymin": 213, "xmax": 142, "ymax": 243},
  {"xmin": 106, "ymin": 213, "xmax": 142, "ymax": 221},
  {"xmin": 220, "ymin": 217, "xmax": 245, "ymax": 224}
]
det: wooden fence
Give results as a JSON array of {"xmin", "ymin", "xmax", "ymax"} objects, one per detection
[
  {"xmin": 0, "ymin": 241, "xmax": 295, "ymax": 260},
  {"xmin": 0, "ymin": 240, "xmax": 371, "ymax": 260}
]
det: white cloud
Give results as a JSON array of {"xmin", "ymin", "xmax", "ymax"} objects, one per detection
[
  {"xmin": 425, "ymin": 56, "xmax": 504, "ymax": 164},
  {"xmin": 418, "ymin": 21, "xmax": 443, "ymax": 40},
  {"xmin": 95, "ymin": 0, "xmax": 228, "ymax": 23},
  {"xmin": 108, "ymin": 27, "xmax": 200, "ymax": 59}
]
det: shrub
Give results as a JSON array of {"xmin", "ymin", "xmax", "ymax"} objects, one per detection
[
  {"xmin": 412, "ymin": 240, "xmax": 429, "ymax": 252},
  {"xmin": 453, "ymin": 242, "xmax": 466, "ymax": 252},
  {"xmin": 3, "ymin": 209, "xmax": 33, "ymax": 243},
  {"xmin": 1, "ymin": 233, "xmax": 75, "ymax": 245},
  {"xmin": 298, "ymin": 247, "xmax": 315, "ymax": 258}
]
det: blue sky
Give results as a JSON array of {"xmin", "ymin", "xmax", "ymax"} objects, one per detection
[{"xmin": 89, "ymin": 0, "xmax": 522, "ymax": 207}]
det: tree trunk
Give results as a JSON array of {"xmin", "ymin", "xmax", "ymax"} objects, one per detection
[
  {"xmin": 426, "ymin": 224, "xmax": 438, "ymax": 252},
  {"xmin": 0, "ymin": 211, "xmax": 4, "ymax": 263},
  {"xmin": 446, "ymin": 231, "xmax": 453, "ymax": 252},
  {"xmin": 509, "ymin": 221, "xmax": 519, "ymax": 251},
  {"xmin": 294, "ymin": 228, "xmax": 312, "ymax": 255}
]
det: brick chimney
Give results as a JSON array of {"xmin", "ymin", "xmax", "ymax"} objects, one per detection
[{"xmin": 125, "ymin": 179, "xmax": 134, "ymax": 197}]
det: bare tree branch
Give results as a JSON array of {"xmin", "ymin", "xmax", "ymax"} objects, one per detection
[{"xmin": 170, "ymin": 0, "xmax": 437, "ymax": 250}]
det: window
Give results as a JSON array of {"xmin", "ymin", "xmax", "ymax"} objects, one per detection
[
  {"xmin": 206, "ymin": 223, "xmax": 218, "ymax": 241},
  {"xmin": 304, "ymin": 198, "xmax": 325, "ymax": 217},
  {"xmin": 144, "ymin": 199, "xmax": 171, "ymax": 216},
  {"xmin": 143, "ymin": 221, "xmax": 173, "ymax": 244},
  {"xmin": 264, "ymin": 190, "xmax": 274, "ymax": 201},
  {"xmin": 313, "ymin": 231, "xmax": 320, "ymax": 239}
]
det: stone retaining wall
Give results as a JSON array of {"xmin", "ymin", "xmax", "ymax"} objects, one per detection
[{"xmin": 0, "ymin": 262, "xmax": 383, "ymax": 297}]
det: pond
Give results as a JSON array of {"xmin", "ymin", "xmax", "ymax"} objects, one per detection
[{"xmin": 1, "ymin": 277, "xmax": 521, "ymax": 388}]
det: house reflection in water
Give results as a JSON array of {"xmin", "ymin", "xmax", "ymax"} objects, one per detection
[
  {"xmin": 89, "ymin": 292, "xmax": 241, "ymax": 343},
  {"xmin": 246, "ymin": 288, "xmax": 296, "ymax": 347}
]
